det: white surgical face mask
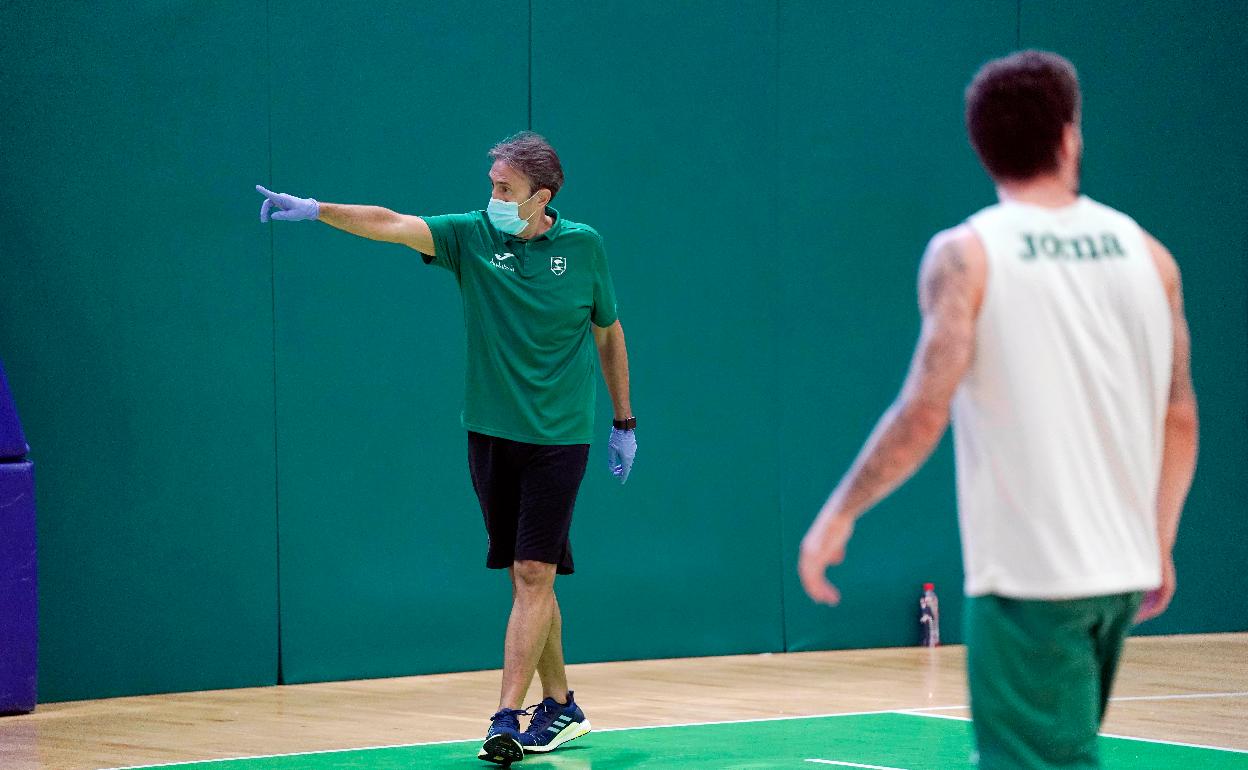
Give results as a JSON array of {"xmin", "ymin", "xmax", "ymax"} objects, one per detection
[{"xmin": 487, "ymin": 191, "xmax": 541, "ymax": 235}]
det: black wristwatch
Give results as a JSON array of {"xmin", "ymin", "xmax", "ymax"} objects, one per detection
[{"xmin": 613, "ymin": 417, "xmax": 637, "ymax": 431}]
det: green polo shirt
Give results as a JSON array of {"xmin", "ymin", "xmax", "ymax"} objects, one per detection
[{"xmin": 421, "ymin": 207, "xmax": 618, "ymax": 445}]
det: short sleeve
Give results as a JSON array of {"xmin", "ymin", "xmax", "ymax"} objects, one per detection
[
  {"xmin": 420, "ymin": 213, "xmax": 478, "ymax": 277},
  {"xmin": 591, "ymin": 236, "xmax": 619, "ymax": 328}
]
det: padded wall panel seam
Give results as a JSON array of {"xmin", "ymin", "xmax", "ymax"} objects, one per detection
[
  {"xmin": 271, "ymin": 1, "xmax": 531, "ymax": 684},
  {"xmin": 0, "ymin": 1, "xmax": 280, "ymax": 701},
  {"xmin": 777, "ymin": 1, "xmax": 1017, "ymax": 653},
  {"xmin": 531, "ymin": 0, "xmax": 786, "ymax": 663}
]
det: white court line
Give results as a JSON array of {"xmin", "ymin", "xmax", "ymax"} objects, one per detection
[
  {"xmin": 806, "ymin": 760, "xmax": 909, "ymax": 769},
  {"xmin": 99, "ymin": 692, "xmax": 1248, "ymax": 770},
  {"xmin": 902, "ymin": 710, "xmax": 1248, "ymax": 755},
  {"xmin": 1111, "ymin": 690, "xmax": 1248, "ymax": 703},
  {"xmin": 897, "ymin": 710, "xmax": 966, "ymax": 721},
  {"xmin": 1097, "ymin": 731, "xmax": 1248, "ymax": 755},
  {"xmin": 900, "ymin": 689, "xmax": 1248, "ymax": 713}
]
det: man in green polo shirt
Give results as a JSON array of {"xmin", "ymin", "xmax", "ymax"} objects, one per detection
[{"xmin": 255, "ymin": 131, "xmax": 636, "ymax": 764}]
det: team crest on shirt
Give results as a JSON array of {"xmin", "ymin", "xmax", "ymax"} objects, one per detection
[{"xmin": 550, "ymin": 256, "xmax": 567, "ymax": 276}]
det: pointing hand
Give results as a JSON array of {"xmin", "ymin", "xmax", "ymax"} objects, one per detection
[{"xmin": 256, "ymin": 185, "xmax": 319, "ymax": 223}]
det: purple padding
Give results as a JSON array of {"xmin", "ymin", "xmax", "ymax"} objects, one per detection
[
  {"xmin": 0, "ymin": 361, "xmax": 28, "ymax": 461},
  {"xmin": 0, "ymin": 461, "xmax": 36, "ymax": 714}
]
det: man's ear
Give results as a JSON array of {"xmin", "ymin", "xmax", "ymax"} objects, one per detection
[{"xmin": 1061, "ymin": 123, "xmax": 1081, "ymax": 163}]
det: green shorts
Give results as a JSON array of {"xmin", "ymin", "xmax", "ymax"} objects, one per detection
[{"xmin": 965, "ymin": 591, "xmax": 1143, "ymax": 770}]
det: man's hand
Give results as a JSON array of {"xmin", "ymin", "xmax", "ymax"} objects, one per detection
[
  {"xmin": 798, "ymin": 513, "xmax": 855, "ymax": 605},
  {"xmin": 607, "ymin": 428, "xmax": 636, "ymax": 484},
  {"xmin": 1136, "ymin": 556, "xmax": 1176, "ymax": 623},
  {"xmin": 257, "ymin": 185, "xmax": 319, "ymax": 222}
]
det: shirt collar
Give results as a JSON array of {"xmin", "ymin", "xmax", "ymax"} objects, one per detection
[{"xmin": 505, "ymin": 206, "xmax": 562, "ymax": 244}]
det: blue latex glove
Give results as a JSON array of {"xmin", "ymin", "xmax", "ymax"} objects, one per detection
[
  {"xmin": 256, "ymin": 184, "xmax": 319, "ymax": 222},
  {"xmin": 607, "ymin": 428, "xmax": 637, "ymax": 484}
]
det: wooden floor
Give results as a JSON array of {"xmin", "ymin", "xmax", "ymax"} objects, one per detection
[{"xmin": 1, "ymin": 633, "xmax": 1244, "ymax": 770}]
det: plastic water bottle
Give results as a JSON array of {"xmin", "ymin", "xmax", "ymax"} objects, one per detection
[{"xmin": 919, "ymin": 583, "xmax": 940, "ymax": 647}]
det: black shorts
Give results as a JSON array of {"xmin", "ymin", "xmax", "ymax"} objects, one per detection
[{"xmin": 467, "ymin": 431, "xmax": 590, "ymax": 576}]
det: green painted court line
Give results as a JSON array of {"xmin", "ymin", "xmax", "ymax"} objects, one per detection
[{"xmin": 102, "ymin": 712, "xmax": 1248, "ymax": 770}]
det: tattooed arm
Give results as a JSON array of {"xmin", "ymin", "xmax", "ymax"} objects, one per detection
[{"xmin": 799, "ymin": 226, "xmax": 987, "ymax": 605}]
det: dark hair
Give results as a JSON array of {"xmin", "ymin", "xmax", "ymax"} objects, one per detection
[
  {"xmin": 488, "ymin": 131, "xmax": 565, "ymax": 199},
  {"xmin": 965, "ymin": 50, "xmax": 1081, "ymax": 181}
]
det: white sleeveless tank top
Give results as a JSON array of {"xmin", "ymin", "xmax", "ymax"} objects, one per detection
[{"xmin": 954, "ymin": 196, "xmax": 1171, "ymax": 599}]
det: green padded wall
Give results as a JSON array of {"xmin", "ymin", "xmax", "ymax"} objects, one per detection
[
  {"xmin": 779, "ymin": 1, "xmax": 1248, "ymax": 650},
  {"xmin": 267, "ymin": 2, "xmax": 528, "ymax": 683},
  {"xmin": 776, "ymin": 2, "xmax": 1017, "ymax": 652},
  {"xmin": 0, "ymin": 1, "xmax": 1243, "ymax": 702},
  {"xmin": 531, "ymin": 0, "xmax": 786, "ymax": 662},
  {"xmin": 1019, "ymin": 0, "xmax": 1248, "ymax": 636},
  {"xmin": 0, "ymin": 3, "xmax": 278, "ymax": 700}
]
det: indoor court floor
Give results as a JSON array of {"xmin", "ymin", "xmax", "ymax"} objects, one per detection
[{"xmin": 3, "ymin": 633, "xmax": 1244, "ymax": 769}]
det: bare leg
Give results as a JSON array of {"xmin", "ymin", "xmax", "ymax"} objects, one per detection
[
  {"xmin": 499, "ymin": 560, "xmax": 557, "ymax": 710},
  {"xmin": 535, "ymin": 596, "xmax": 569, "ymax": 701}
]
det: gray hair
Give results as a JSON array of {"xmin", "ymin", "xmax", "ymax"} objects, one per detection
[{"xmin": 488, "ymin": 131, "xmax": 565, "ymax": 199}]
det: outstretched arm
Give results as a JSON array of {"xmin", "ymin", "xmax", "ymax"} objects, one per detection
[
  {"xmin": 256, "ymin": 185, "xmax": 435, "ymax": 255},
  {"xmin": 318, "ymin": 203, "xmax": 435, "ymax": 254},
  {"xmin": 799, "ymin": 226, "xmax": 986, "ymax": 605}
]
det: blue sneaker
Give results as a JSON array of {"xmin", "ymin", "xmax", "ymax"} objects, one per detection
[
  {"xmin": 478, "ymin": 708, "xmax": 526, "ymax": 765},
  {"xmin": 517, "ymin": 691, "xmax": 592, "ymax": 753}
]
